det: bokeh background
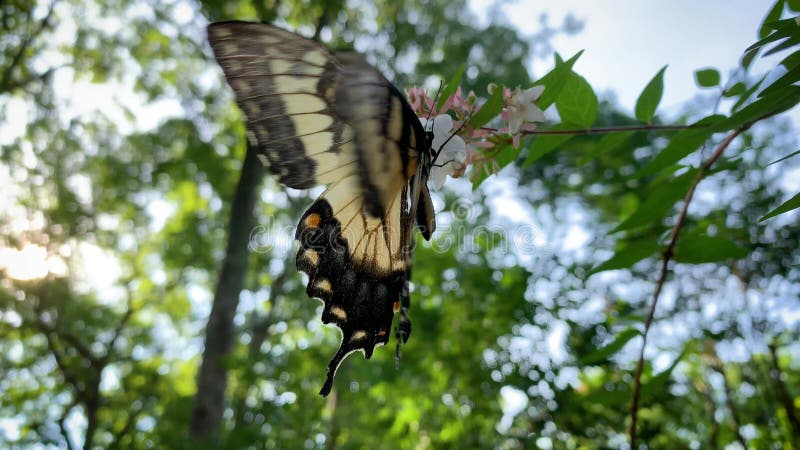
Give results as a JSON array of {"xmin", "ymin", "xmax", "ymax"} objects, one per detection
[{"xmin": 1, "ymin": 0, "xmax": 798, "ymax": 449}]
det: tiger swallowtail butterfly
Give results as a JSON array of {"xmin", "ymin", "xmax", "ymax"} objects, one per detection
[{"xmin": 208, "ymin": 21, "xmax": 438, "ymax": 397}]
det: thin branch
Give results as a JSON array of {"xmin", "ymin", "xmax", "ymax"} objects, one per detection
[
  {"xmin": 230, "ymin": 258, "xmax": 292, "ymax": 434},
  {"xmin": 700, "ymin": 378, "xmax": 720, "ymax": 450},
  {"xmin": 1, "ymin": 65, "xmax": 62, "ymax": 92},
  {"xmin": 325, "ymin": 390, "xmax": 340, "ymax": 450},
  {"xmin": 36, "ymin": 315, "xmax": 83, "ymax": 394},
  {"xmin": 312, "ymin": 2, "xmax": 331, "ymax": 42},
  {"xmin": 107, "ymin": 397, "xmax": 150, "ymax": 450},
  {"xmin": 710, "ymin": 363, "xmax": 749, "ymax": 449},
  {"xmin": 247, "ymin": 252, "xmax": 294, "ymax": 356},
  {"xmin": 768, "ymin": 343, "xmax": 800, "ymax": 443},
  {"xmin": 57, "ymin": 399, "xmax": 79, "ymax": 450},
  {"xmin": 628, "ymin": 127, "xmax": 743, "ymax": 448},
  {"xmin": 98, "ymin": 287, "xmax": 135, "ymax": 367},
  {"xmin": 481, "ymin": 123, "xmax": 701, "ymax": 136},
  {"xmin": 0, "ymin": 0, "xmax": 58, "ymax": 92},
  {"xmin": 38, "ymin": 316, "xmax": 99, "ymax": 365}
]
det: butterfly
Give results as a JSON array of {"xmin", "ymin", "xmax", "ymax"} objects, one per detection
[{"xmin": 207, "ymin": 21, "xmax": 439, "ymax": 396}]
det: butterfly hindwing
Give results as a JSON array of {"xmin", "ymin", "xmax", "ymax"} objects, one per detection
[
  {"xmin": 295, "ymin": 174, "xmax": 412, "ymax": 396},
  {"xmin": 208, "ymin": 21, "xmax": 435, "ymax": 396}
]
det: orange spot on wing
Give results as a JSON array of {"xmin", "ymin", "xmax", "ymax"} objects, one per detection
[
  {"xmin": 304, "ymin": 213, "xmax": 321, "ymax": 229},
  {"xmin": 393, "ymin": 301, "xmax": 400, "ymax": 313}
]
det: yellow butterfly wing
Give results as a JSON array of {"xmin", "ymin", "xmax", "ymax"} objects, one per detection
[{"xmin": 208, "ymin": 21, "xmax": 436, "ymax": 396}]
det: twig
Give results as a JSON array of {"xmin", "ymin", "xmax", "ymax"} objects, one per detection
[
  {"xmin": 0, "ymin": 0, "xmax": 58, "ymax": 92},
  {"xmin": 628, "ymin": 128, "xmax": 743, "ymax": 448},
  {"xmin": 107, "ymin": 396, "xmax": 150, "ymax": 450},
  {"xmin": 38, "ymin": 316, "xmax": 98, "ymax": 365},
  {"xmin": 247, "ymin": 256, "xmax": 292, "ymax": 356},
  {"xmin": 481, "ymin": 123, "xmax": 701, "ymax": 136},
  {"xmin": 768, "ymin": 343, "xmax": 800, "ymax": 444},
  {"xmin": 57, "ymin": 399, "xmax": 79, "ymax": 450},
  {"xmin": 98, "ymin": 286, "xmax": 135, "ymax": 367},
  {"xmin": 710, "ymin": 360, "xmax": 749, "ymax": 449},
  {"xmin": 700, "ymin": 377, "xmax": 720, "ymax": 450}
]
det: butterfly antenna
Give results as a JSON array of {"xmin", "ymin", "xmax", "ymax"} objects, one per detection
[{"xmin": 424, "ymin": 80, "xmax": 445, "ymax": 131}]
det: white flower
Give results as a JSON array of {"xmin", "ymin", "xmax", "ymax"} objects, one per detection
[
  {"xmin": 506, "ymin": 85, "xmax": 546, "ymax": 134},
  {"xmin": 420, "ymin": 114, "xmax": 466, "ymax": 190}
]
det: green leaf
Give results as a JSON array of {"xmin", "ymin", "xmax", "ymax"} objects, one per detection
[
  {"xmin": 741, "ymin": 47, "xmax": 759, "ymax": 71},
  {"xmin": 674, "ymin": 235, "xmax": 748, "ymax": 263},
  {"xmin": 523, "ymin": 123, "xmax": 576, "ymax": 166},
  {"xmin": 764, "ymin": 36, "xmax": 800, "ymax": 57},
  {"xmin": 633, "ymin": 115, "xmax": 724, "ymax": 179},
  {"xmin": 779, "ymin": 49, "xmax": 800, "ymax": 70},
  {"xmin": 760, "ymin": 1, "xmax": 786, "ymax": 38},
  {"xmin": 767, "ymin": 148, "xmax": 800, "ymax": 165},
  {"xmin": 578, "ymin": 131, "xmax": 634, "ymax": 166},
  {"xmin": 533, "ymin": 50, "xmax": 584, "ymax": 110},
  {"xmin": 640, "ymin": 348, "xmax": 687, "ymax": 401},
  {"xmin": 635, "ymin": 65, "xmax": 667, "ymax": 123},
  {"xmin": 556, "ymin": 71, "xmax": 598, "ymax": 128},
  {"xmin": 468, "ymin": 86, "xmax": 504, "ymax": 128},
  {"xmin": 694, "ymin": 68, "xmax": 721, "ymax": 87},
  {"xmin": 579, "ymin": 328, "xmax": 641, "ymax": 364},
  {"xmin": 758, "ymin": 62, "xmax": 800, "ymax": 98},
  {"xmin": 724, "ymin": 82, "xmax": 747, "ymax": 98},
  {"xmin": 582, "ymin": 385, "xmax": 630, "ymax": 407},
  {"xmin": 732, "ymin": 75, "xmax": 766, "ymax": 111},
  {"xmin": 790, "ymin": 0, "xmax": 800, "ymax": 11},
  {"xmin": 438, "ymin": 64, "xmax": 465, "ymax": 109},
  {"xmin": 759, "ymin": 192, "xmax": 800, "ymax": 221},
  {"xmin": 614, "ymin": 169, "xmax": 697, "ymax": 233},
  {"xmin": 717, "ymin": 85, "xmax": 800, "ymax": 131},
  {"xmin": 588, "ymin": 239, "xmax": 660, "ymax": 275},
  {"xmin": 747, "ymin": 17, "xmax": 800, "ymax": 55}
]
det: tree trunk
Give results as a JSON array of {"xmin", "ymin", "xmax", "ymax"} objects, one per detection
[{"xmin": 189, "ymin": 144, "xmax": 263, "ymax": 443}]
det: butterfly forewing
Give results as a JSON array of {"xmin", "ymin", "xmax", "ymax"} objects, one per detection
[
  {"xmin": 207, "ymin": 21, "xmax": 435, "ymax": 396},
  {"xmin": 208, "ymin": 22, "xmax": 353, "ymax": 189}
]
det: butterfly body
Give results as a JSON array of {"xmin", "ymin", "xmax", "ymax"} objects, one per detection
[{"xmin": 208, "ymin": 21, "xmax": 436, "ymax": 396}]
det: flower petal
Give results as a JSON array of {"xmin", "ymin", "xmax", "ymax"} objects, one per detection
[
  {"xmin": 508, "ymin": 114, "xmax": 523, "ymax": 134},
  {"xmin": 526, "ymin": 85, "xmax": 545, "ymax": 100},
  {"xmin": 523, "ymin": 105, "xmax": 546, "ymax": 123},
  {"xmin": 429, "ymin": 167, "xmax": 447, "ymax": 190},
  {"xmin": 433, "ymin": 114, "xmax": 453, "ymax": 135}
]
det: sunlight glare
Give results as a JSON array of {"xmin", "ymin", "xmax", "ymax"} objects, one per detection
[{"xmin": 0, "ymin": 244, "xmax": 49, "ymax": 280}]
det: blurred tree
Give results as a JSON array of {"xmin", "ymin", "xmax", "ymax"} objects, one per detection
[{"xmin": 0, "ymin": 0, "xmax": 797, "ymax": 450}]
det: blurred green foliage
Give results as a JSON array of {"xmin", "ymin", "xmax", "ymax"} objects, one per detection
[{"xmin": 0, "ymin": 0, "xmax": 798, "ymax": 449}]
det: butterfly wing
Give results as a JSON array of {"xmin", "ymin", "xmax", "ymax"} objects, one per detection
[{"xmin": 208, "ymin": 22, "xmax": 434, "ymax": 396}]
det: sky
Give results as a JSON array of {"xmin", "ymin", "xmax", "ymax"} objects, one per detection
[{"xmin": 472, "ymin": 0, "xmax": 787, "ymax": 116}]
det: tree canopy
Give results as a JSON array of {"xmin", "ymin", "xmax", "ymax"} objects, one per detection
[{"xmin": 1, "ymin": 0, "xmax": 798, "ymax": 449}]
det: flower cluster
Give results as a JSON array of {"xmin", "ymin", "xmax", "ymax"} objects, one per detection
[
  {"xmin": 407, "ymin": 83, "xmax": 546, "ymax": 188},
  {"xmin": 501, "ymin": 85, "xmax": 546, "ymax": 148}
]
